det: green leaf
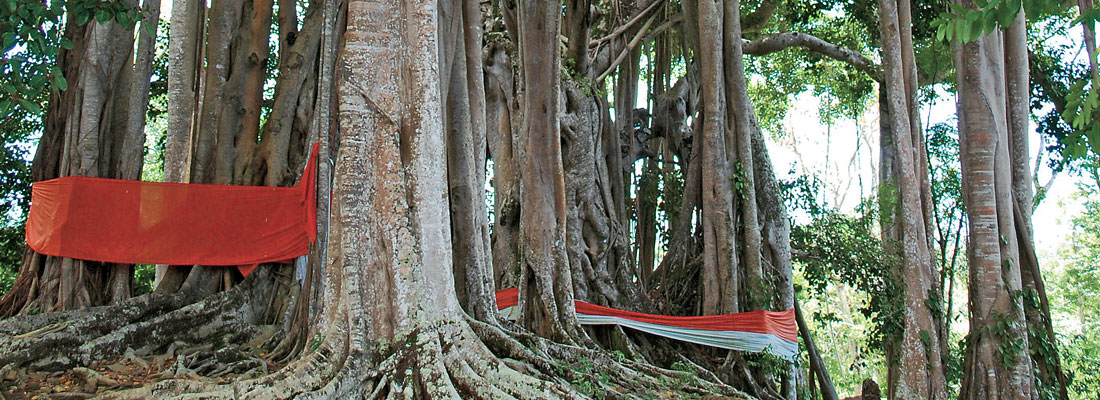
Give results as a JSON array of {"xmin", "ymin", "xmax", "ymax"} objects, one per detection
[
  {"xmin": 17, "ymin": 99, "xmax": 40, "ymax": 114},
  {"xmin": 998, "ymin": 0, "xmax": 1021, "ymax": 27},
  {"xmin": 969, "ymin": 17, "xmax": 984, "ymax": 40},
  {"xmin": 983, "ymin": 9, "xmax": 998, "ymax": 35},
  {"xmin": 29, "ymin": 75, "xmax": 45, "ymax": 89},
  {"xmin": 95, "ymin": 9, "xmax": 110, "ymax": 24},
  {"xmin": 2, "ymin": 32, "xmax": 14, "ymax": 51},
  {"xmin": 53, "ymin": 75, "xmax": 67, "ymax": 91}
]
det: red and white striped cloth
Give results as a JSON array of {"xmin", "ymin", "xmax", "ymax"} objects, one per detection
[{"xmin": 495, "ymin": 288, "xmax": 798, "ymax": 359}]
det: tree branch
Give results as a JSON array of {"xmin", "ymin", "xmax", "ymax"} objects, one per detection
[
  {"xmin": 588, "ymin": 0, "xmax": 663, "ymax": 48},
  {"xmin": 742, "ymin": 32, "xmax": 881, "ymax": 82},
  {"xmin": 741, "ymin": 0, "xmax": 777, "ymax": 33}
]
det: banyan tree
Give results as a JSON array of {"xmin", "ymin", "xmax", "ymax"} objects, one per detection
[{"xmin": 0, "ymin": 0, "xmax": 1072, "ymax": 398}]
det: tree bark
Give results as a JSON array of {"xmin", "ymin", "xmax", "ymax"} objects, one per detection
[
  {"xmin": 1004, "ymin": 11, "xmax": 1070, "ymax": 400},
  {"xmin": 955, "ymin": 3, "xmax": 1036, "ymax": 397},
  {"xmin": 158, "ymin": 0, "xmax": 205, "ymax": 287},
  {"xmin": 1, "ymin": 2, "xmax": 150, "ymax": 315},
  {"xmin": 689, "ymin": 0, "xmax": 738, "ymax": 316},
  {"xmin": 485, "ymin": 44, "xmax": 523, "ymax": 291},
  {"xmin": 516, "ymin": 0, "xmax": 584, "ymax": 342},
  {"xmin": 877, "ymin": 0, "xmax": 947, "ymax": 398},
  {"xmin": 439, "ymin": 0, "xmax": 498, "ymax": 323}
]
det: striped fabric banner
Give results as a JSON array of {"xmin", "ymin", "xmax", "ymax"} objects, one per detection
[{"xmin": 495, "ymin": 288, "xmax": 799, "ymax": 359}]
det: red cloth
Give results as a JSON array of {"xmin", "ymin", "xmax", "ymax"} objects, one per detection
[
  {"xmin": 26, "ymin": 144, "xmax": 319, "ymax": 274},
  {"xmin": 495, "ymin": 287, "xmax": 797, "ymax": 343}
]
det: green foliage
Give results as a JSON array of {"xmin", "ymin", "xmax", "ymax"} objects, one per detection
[
  {"xmin": 932, "ymin": 0, "xmax": 1022, "ymax": 43},
  {"xmin": 309, "ymin": 332, "xmax": 324, "ymax": 354},
  {"xmin": 133, "ymin": 264, "xmax": 156, "ymax": 296},
  {"xmin": 927, "ymin": 122, "xmax": 966, "ymax": 219},
  {"xmin": 0, "ymin": 224, "xmax": 21, "ymax": 293},
  {"xmin": 787, "ymin": 170, "xmax": 906, "ymax": 367},
  {"xmin": 0, "ymin": 0, "xmax": 66, "ymax": 116},
  {"xmin": 744, "ymin": 352, "xmax": 790, "ymax": 378},
  {"xmin": 69, "ymin": 0, "xmax": 141, "ymax": 28},
  {"xmin": 931, "ymin": 0, "xmax": 1066, "ymax": 43},
  {"xmin": 669, "ymin": 360, "xmax": 697, "ymax": 387},
  {"xmin": 1010, "ymin": 3, "xmax": 1100, "ymax": 183},
  {"xmin": 743, "ymin": 0, "xmax": 879, "ymax": 136},
  {"xmin": 571, "ymin": 357, "xmax": 611, "ymax": 398},
  {"xmin": 562, "ymin": 58, "xmax": 596, "ymax": 96},
  {"xmin": 1050, "ymin": 188, "xmax": 1100, "ymax": 399},
  {"xmin": 791, "ymin": 207, "xmax": 902, "ymax": 350},
  {"xmin": 609, "ymin": 350, "xmax": 627, "ymax": 363},
  {"xmin": 984, "ymin": 311, "xmax": 1026, "ymax": 368}
]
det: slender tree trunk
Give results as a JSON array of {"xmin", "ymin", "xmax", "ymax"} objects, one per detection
[
  {"xmin": 485, "ymin": 44, "xmax": 522, "ymax": 290},
  {"xmin": 1003, "ymin": 11, "xmax": 1070, "ymax": 400},
  {"xmin": 440, "ymin": 0, "xmax": 497, "ymax": 322},
  {"xmin": 723, "ymin": 0, "xmax": 762, "ymax": 311},
  {"xmin": 636, "ymin": 158, "xmax": 658, "ymax": 282},
  {"xmin": 877, "ymin": 0, "xmax": 947, "ymax": 398},
  {"xmin": 257, "ymin": 1, "xmax": 324, "ymax": 187},
  {"xmin": 516, "ymin": 0, "xmax": 584, "ymax": 342},
  {"xmin": 158, "ymin": 0, "xmax": 205, "ymax": 287}
]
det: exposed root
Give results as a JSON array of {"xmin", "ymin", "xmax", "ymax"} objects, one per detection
[
  {"xmin": 5, "ymin": 289, "xmax": 752, "ymax": 400},
  {"xmin": 470, "ymin": 315, "xmax": 749, "ymax": 399}
]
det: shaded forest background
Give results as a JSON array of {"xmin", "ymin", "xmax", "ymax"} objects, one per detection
[{"xmin": 2, "ymin": 0, "xmax": 1100, "ymax": 398}]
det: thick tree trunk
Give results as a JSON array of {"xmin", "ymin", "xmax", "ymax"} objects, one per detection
[
  {"xmin": 955, "ymin": 3, "xmax": 1036, "ymax": 397},
  {"xmin": 689, "ymin": 0, "xmax": 738, "ymax": 317}
]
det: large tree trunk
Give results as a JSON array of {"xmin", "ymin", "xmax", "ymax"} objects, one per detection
[
  {"xmin": 955, "ymin": 3, "xmax": 1036, "ymax": 398},
  {"xmin": 689, "ymin": 0, "xmax": 738, "ymax": 317}
]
